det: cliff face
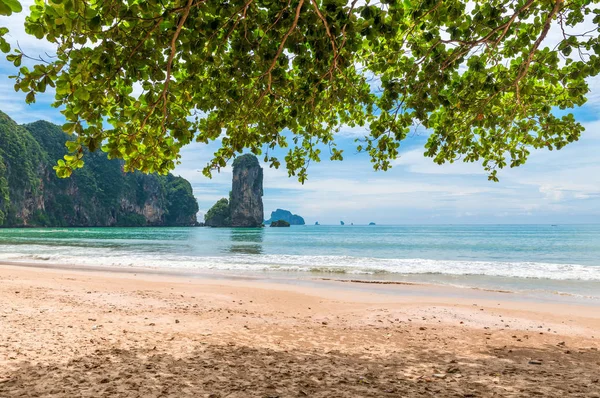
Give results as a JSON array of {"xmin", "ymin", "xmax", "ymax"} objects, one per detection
[
  {"xmin": 0, "ymin": 111, "xmax": 198, "ymax": 227},
  {"xmin": 265, "ymin": 209, "xmax": 305, "ymax": 225},
  {"xmin": 229, "ymin": 154, "xmax": 263, "ymax": 227}
]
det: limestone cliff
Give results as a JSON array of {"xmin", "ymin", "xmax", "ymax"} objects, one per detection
[
  {"xmin": 230, "ymin": 154, "xmax": 264, "ymax": 227},
  {"xmin": 0, "ymin": 111, "xmax": 198, "ymax": 227}
]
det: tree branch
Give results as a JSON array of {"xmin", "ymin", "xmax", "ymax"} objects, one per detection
[
  {"xmin": 514, "ymin": 0, "xmax": 563, "ymax": 101},
  {"xmin": 139, "ymin": 0, "xmax": 195, "ymax": 133},
  {"xmin": 257, "ymin": 0, "xmax": 304, "ymax": 103},
  {"xmin": 311, "ymin": 0, "xmax": 338, "ymax": 72}
]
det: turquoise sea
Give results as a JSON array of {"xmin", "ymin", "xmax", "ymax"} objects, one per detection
[{"xmin": 1, "ymin": 224, "xmax": 600, "ymax": 299}]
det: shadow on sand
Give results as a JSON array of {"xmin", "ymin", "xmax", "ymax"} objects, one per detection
[{"xmin": 1, "ymin": 342, "xmax": 599, "ymax": 397}]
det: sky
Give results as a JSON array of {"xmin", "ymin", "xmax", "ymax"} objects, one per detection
[{"xmin": 1, "ymin": 3, "xmax": 599, "ymax": 225}]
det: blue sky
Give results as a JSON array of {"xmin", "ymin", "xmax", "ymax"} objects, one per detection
[{"xmin": 1, "ymin": 3, "xmax": 600, "ymax": 225}]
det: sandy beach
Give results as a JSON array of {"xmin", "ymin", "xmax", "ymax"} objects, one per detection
[{"xmin": 1, "ymin": 262, "xmax": 599, "ymax": 397}]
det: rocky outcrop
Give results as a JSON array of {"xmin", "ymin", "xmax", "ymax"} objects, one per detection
[
  {"xmin": 270, "ymin": 220, "xmax": 290, "ymax": 227},
  {"xmin": 204, "ymin": 198, "xmax": 231, "ymax": 227},
  {"xmin": 264, "ymin": 209, "xmax": 305, "ymax": 225},
  {"xmin": 230, "ymin": 154, "xmax": 264, "ymax": 227},
  {"xmin": 0, "ymin": 111, "xmax": 199, "ymax": 227}
]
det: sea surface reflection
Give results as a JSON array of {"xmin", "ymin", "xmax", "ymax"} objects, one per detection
[{"xmin": 227, "ymin": 228, "xmax": 264, "ymax": 255}]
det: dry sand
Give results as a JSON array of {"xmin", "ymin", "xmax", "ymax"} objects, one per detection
[{"xmin": 0, "ymin": 262, "xmax": 599, "ymax": 397}]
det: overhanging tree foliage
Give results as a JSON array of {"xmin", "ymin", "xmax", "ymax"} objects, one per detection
[
  {"xmin": 0, "ymin": 0, "xmax": 21, "ymax": 52},
  {"xmin": 3, "ymin": 0, "xmax": 600, "ymax": 181}
]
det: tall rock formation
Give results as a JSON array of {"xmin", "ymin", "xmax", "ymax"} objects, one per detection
[{"xmin": 230, "ymin": 154, "xmax": 263, "ymax": 227}]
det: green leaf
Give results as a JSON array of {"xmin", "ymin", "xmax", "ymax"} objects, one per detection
[
  {"xmin": 0, "ymin": 0, "xmax": 22, "ymax": 14},
  {"xmin": 62, "ymin": 122, "xmax": 77, "ymax": 134}
]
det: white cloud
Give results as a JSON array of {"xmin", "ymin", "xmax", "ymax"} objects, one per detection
[
  {"xmin": 394, "ymin": 148, "xmax": 485, "ymax": 176},
  {"xmin": 336, "ymin": 124, "xmax": 368, "ymax": 138}
]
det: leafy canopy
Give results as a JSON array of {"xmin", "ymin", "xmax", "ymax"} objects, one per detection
[
  {"xmin": 4, "ymin": 0, "xmax": 600, "ymax": 181},
  {"xmin": 0, "ymin": 0, "xmax": 22, "ymax": 53}
]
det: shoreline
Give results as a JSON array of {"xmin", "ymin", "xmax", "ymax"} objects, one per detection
[
  {"xmin": 1, "ymin": 259, "xmax": 600, "ymax": 306},
  {"xmin": 1, "ymin": 262, "xmax": 599, "ymax": 396},
  {"xmin": 2, "ymin": 260, "xmax": 600, "ymax": 324}
]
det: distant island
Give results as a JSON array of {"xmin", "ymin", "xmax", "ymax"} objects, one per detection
[
  {"xmin": 369, "ymin": 222, "xmax": 376, "ymax": 226},
  {"xmin": 340, "ymin": 221, "xmax": 345, "ymax": 225},
  {"xmin": 204, "ymin": 154, "xmax": 264, "ymax": 227},
  {"xmin": 270, "ymin": 220, "xmax": 290, "ymax": 227},
  {"xmin": 264, "ymin": 209, "xmax": 305, "ymax": 225},
  {"xmin": 0, "ymin": 111, "xmax": 198, "ymax": 227},
  {"xmin": 315, "ymin": 221, "xmax": 320, "ymax": 225}
]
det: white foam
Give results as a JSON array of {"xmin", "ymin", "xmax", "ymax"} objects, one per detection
[{"xmin": 1, "ymin": 246, "xmax": 599, "ymax": 282}]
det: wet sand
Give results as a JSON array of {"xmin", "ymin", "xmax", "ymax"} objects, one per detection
[{"xmin": 1, "ymin": 262, "xmax": 599, "ymax": 397}]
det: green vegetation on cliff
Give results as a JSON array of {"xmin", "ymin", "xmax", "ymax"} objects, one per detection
[
  {"xmin": 0, "ymin": 111, "xmax": 198, "ymax": 227},
  {"xmin": 232, "ymin": 154, "xmax": 260, "ymax": 170},
  {"xmin": 204, "ymin": 198, "xmax": 231, "ymax": 227}
]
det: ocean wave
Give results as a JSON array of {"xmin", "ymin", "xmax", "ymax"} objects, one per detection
[{"xmin": 0, "ymin": 249, "xmax": 599, "ymax": 282}]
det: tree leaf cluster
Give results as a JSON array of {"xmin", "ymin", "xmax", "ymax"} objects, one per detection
[{"xmin": 4, "ymin": 0, "xmax": 600, "ymax": 181}]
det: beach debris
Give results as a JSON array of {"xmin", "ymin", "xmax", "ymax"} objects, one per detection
[
  {"xmin": 557, "ymin": 341, "xmax": 566, "ymax": 347},
  {"xmin": 88, "ymin": 318, "xmax": 96, "ymax": 321},
  {"xmin": 432, "ymin": 373, "xmax": 447, "ymax": 379},
  {"xmin": 528, "ymin": 360, "xmax": 542, "ymax": 365},
  {"xmin": 175, "ymin": 319, "xmax": 180, "ymax": 324},
  {"xmin": 419, "ymin": 327, "xmax": 427, "ymax": 331}
]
